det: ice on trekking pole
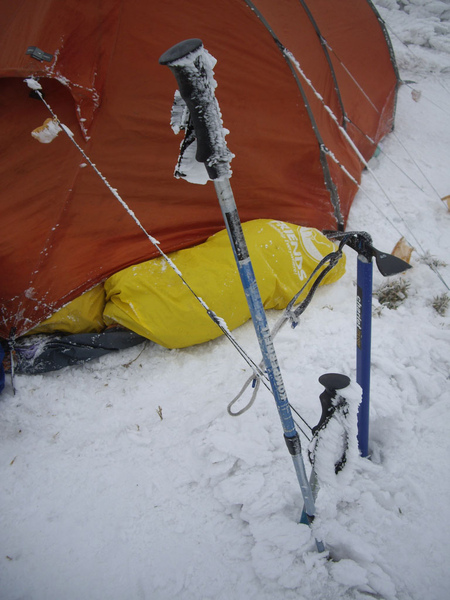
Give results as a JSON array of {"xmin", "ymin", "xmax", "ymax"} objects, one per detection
[
  {"xmin": 170, "ymin": 90, "xmax": 190, "ymax": 135},
  {"xmin": 309, "ymin": 380, "xmax": 362, "ymax": 487},
  {"xmin": 162, "ymin": 43, "xmax": 234, "ymax": 184},
  {"xmin": 169, "ymin": 91, "xmax": 212, "ymax": 184},
  {"xmin": 173, "ymin": 120, "xmax": 212, "ymax": 184}
]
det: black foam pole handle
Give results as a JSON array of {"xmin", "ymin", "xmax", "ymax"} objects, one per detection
[
  {"xmin": 312, "ymin": 373, "xmax": 351, "ymax": 435},
  {"xmin": 373, "ymin": 249, "xmax": 412, "ymax": 277},
  {"xmin": 159, "ymin": 38, "xmax": 232, "ymax": 180}
]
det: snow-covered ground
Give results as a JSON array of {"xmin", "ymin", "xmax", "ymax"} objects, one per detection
[{"xmin": 1, "ymin": 2, "xmax": 449, "ymax": 599}]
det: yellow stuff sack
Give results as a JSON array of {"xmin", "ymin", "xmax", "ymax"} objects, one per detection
[
  {"xmin": 103, "ymin": 220, "xmax": 346, "ymax": 348},
  {"xmin": 28, "ymin": 284, "xmax": 106, "ymax": 335}
]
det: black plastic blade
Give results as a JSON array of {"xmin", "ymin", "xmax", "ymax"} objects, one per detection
[{"xmin": 373, "ymin": 249, "xmax": 412, "ymax": 277}]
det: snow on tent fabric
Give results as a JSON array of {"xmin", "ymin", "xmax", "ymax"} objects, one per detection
[
  {"xmin": 0, "ymin": 0, "xmax": 397, "ymax": 341},
  {"xmin": 103, "ymin": 220, "xmax": 346, "ymax": 348}
]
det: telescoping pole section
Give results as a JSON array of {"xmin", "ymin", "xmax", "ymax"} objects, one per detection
[{"xmin": 160, "ymin": 39, "xmax": 324, "ymax": 552}]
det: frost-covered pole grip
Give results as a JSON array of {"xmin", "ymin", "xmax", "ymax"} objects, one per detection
[{"xmin": 159, "ymin": 38, "xmax": 232, "ymax": 180}]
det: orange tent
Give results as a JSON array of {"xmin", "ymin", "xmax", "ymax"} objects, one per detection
[{"xmin": 0, "ymin": 0, "xmax": 398, "ymax": 340}]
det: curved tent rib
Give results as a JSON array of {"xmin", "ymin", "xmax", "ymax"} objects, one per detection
[
  {"xmin": 242, "ymin": 0, "xmax": 345, "ymax": 229},
  {"xmin": 0, "ymin": 0, "xmax": 398, "ymax": 339},
  {"xmin": 297, "ymin": 0, "xmax": 348, "ymax": 127},
  {"xmin": 305, "ymin": 0, "xmax": 399, "ymax": 158}
]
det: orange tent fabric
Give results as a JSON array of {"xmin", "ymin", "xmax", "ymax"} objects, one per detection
[{"xmin": 0, "ymin": 0, "xmax": 398, "ymax": 339}]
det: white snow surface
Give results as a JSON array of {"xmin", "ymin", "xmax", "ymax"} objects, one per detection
[{"xmin": 2, "ymin": 2, "xmax": 450, "ymax": 599}]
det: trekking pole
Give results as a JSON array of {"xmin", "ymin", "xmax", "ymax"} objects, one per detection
[{"xmin": 160, "ymin": 39, "xmax": 325, "ymax": 553}]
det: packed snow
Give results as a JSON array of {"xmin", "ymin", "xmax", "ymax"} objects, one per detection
[{"xmin": 1, "ymin": 2, "xmax": 449, "ymax": 599}]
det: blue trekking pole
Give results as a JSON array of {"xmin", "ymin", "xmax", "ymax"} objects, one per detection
[{"xmin": 160, "ymin": 39, "xmax": 325, "ymax": 552}]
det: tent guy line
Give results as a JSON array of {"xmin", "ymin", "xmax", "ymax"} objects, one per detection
[
  {"xmin": 385, "ymin": 19, "xmax": 450, "ymax": 107},
  {"xmin": 323, "ymin": 39, "xmax": 381, "ymax": 115},
  {"xmin": 390, "ymin": 129, "xmax": 443, "ymax": 202},
  {"xmin": 241, "ymin": 0, "xmax": 394, "ymax": 231},
  {"xmin": 228, "ymin": 245, "xmax": 347, "ymax": 424},
  {"xmin": 284, "ymin": 51, "xmax": 449, "ymax": 290},
  {"xmin": 1, "ymin": 0, "xmax": 399, "ymax": 340},
  {"xmin": 280, "ymin": 49, "xmax": 344, "ymax": 229},
  {"xmin": 276, "ymin": 15, "xmax": 448, "ymax": 288},
  {"xmin": 23, "ymin": 78, "xmax": 274, "ymax": 389},
  {"xmin": 21, "ymin": 70, "xmax": 349, "ymax": 445},
  {"xmin": 328, "ymin": 110, "xmax": 450, "ymax": 293},
  {"xmin": 23, "ymin": 77, "xmax": 330, "ymax": 442}
]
